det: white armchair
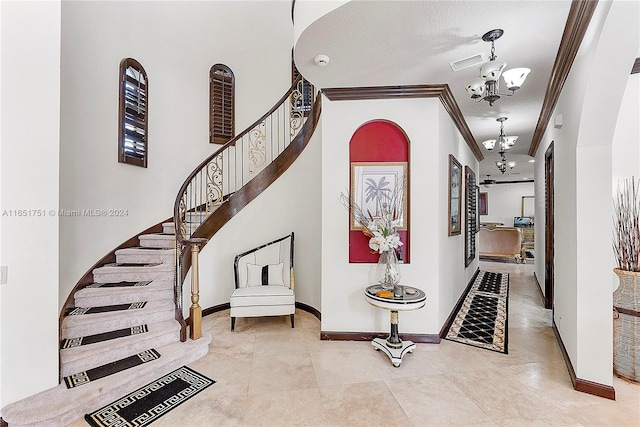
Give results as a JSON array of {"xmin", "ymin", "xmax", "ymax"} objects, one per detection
[{"xmin": 229, "ymin": 232, "xmax": 295, "ymax": 331}]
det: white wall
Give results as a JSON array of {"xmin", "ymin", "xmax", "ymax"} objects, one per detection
[
  {"xmin": 437, "ymin": 104, "xmax": 479, "ymax": 328},
  {"xmin": 534, "ymin": 0, "xmax": 639, "ymax": 387},
  {"xmin": 611, "ymin": 71, "xmax": 639, "ymax": 291},
  {"xmin": 612, "ymin": 73, "xmax": 639, "ymax": 180},
  {"xmin": 59, "ymin": 1, "xmax": 294, "ymax": 310},
  {"xmin": 1, "ymin": 0, "xmax": 61, "ymax": 409},
  {"xmin": 191, "ymin": 120, "xmax": 323, "ymax": 315},
  {"xmin": 320, "ymin": 96, "xmax": 477, "ymax": 336},
  {"xmin": 480, "ymin": 182, "xmax": 535, "ymax": 227}
]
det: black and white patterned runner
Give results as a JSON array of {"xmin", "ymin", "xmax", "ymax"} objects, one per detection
[
  {"xmin": 85, "ymin": 366, "xmax": 214, "ymax": 427},
  {"xmin": 445, "ymin": 270, "xmax": 509, "ymax": 353}
]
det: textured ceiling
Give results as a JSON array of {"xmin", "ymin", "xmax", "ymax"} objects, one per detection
[{"xmin": 294, "ymin": 0, "xmax": 574, "ymax": 182}]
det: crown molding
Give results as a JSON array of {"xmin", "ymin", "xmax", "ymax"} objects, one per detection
[
  {"xmin": 322, "ymin": 85, "xmax": 483, "ymax": 161},
  {"xmin": 528, "ymin": 0, "xmax": 599, "ymax": 156}
]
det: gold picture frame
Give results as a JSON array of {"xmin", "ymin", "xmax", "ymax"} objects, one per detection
[{"xmin": 350, "ymin": 162, "xmax": 408, "ymax": 231}]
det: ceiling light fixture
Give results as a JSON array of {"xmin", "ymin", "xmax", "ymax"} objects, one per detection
[
  {"xmin": 481, "ymin": 174, "xmax": 496, "ymax": 188},
  {"xmin": 481, "ymin": 117, "xmax": 517, "ymax": 152},
  {"xmin": 482, "ymin": 117, "xmax": 517, "ymax": 174},
  {"xmin": 465, "ymin": 29, "xmax": 530, "ymax": 106}
]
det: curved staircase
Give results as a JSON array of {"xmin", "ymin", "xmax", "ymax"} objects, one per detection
[
  {"xmin": 1, "ymin": 222, "xmax": 211, "ymax": 427},
  {"xmin": 1, "ymin": 78, "xmax": 320, "ymax": 426}
]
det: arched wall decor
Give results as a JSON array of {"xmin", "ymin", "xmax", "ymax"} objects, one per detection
[{"xmin": 348, "ymin": 120, "xmax": 410, "ymax": 263}]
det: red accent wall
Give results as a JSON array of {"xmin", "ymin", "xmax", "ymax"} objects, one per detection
[{"xmin": 349, "ymin": 120, "xmax": 410, "ymax": 263}]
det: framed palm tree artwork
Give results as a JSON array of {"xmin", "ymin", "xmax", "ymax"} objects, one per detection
[{"xmin": 350, "ymin": 162, "xmax": 408, "ymax": 231}]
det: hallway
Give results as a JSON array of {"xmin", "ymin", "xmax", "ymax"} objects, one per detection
[{"xmin": 69, "ymin": 261, "xmax": 640, "ymax": 426}]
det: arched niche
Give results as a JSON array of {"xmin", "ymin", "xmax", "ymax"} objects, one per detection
[{"xmin": 348, "ymin": 120, "xmax": 410, "ymax": 263}]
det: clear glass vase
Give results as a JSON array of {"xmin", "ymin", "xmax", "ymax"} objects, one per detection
[{"xmin": 371, "ymin": 249, "xmax": 401, "ymax": 290}]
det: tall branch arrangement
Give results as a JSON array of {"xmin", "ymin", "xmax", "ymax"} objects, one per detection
[
  {"xmin": 613, "ymin": 177, "xmax": 640, "ymax": 272},
  {"xmin": 339, "ymin": 181, "xmax": 404, "ymax": 254}
]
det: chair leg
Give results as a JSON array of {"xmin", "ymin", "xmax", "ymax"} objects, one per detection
[
  {"xmin": 231, "ymin": 317, "xmax": 236, "ymax": 332},
  {"xmin": 290, "ymin": 314, "xmax": 295, "ymax": 328}
]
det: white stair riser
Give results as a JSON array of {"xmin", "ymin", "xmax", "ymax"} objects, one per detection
[{"xmin": 60, "ymin": 327, "xmax": 181, "ymax": 377}]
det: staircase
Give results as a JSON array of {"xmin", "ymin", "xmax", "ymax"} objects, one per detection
[
  {"xmin": 1, "ymin": 222, "xmax": 211, "ymax": 427},
  {"xmin": 1, "ymin": 77, "xmax": 320, "ymax": 426}
]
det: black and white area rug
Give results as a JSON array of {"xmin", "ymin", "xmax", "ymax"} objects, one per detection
[
  {"xmin": 85, "ymin": 366, "xmax": 215, "ymax": 427},
  {"xmin": 445, "ymin": 270, "xmax": 509, "ymax": 354}
]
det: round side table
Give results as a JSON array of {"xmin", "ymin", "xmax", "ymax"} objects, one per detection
[{"xmin": 364, "ymin": 284, "xmax": 426, "ymax": 367}]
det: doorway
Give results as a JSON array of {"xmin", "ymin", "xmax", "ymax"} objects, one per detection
[{"xmin": 544, "ymin": 142, "xmax": 554, "ymax": 309}]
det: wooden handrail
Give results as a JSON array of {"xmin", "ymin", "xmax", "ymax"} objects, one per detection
[
  {"xmin": 173, "ymin": 75, "xmax": 308, "ymax": 244},
  {"xmin": 179, "ymin": 93, "xmax": 322, "ymax": 280},
  {"xmin": 173, "ymin": 78, "xmax": 321, "ymax": 339}
]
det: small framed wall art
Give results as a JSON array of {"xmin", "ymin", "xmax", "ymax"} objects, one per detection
[{"xmin": 448, "ymin": 154, "xmax": 462, "ymax": 236}]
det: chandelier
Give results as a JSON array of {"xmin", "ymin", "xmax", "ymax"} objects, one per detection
[
  {"xmin": 465, "ymin": 29, "xmax": 530, "ymax": 106},
  {"xmin": 482, "ymin": 117, "xmax": 517, "ymax": 174}
]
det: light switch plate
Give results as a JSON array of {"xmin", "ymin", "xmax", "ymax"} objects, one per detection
[{"xmin": 0, "ymin": 266, "xmax": 7, "ymax": 284}]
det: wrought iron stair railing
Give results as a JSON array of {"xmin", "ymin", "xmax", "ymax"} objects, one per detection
[{"xmin": 173, "ymin": 76, "xmax": 320, "ymax": 339}]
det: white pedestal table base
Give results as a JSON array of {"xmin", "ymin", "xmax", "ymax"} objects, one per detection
[{"xmin": 372, "ymin": 337, "xmax": 416, "ymax": 367}]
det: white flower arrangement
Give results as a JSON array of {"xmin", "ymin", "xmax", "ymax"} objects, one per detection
[{"xmin": 339, "ymin": 178, "xmax": 404, "ymax": 255}]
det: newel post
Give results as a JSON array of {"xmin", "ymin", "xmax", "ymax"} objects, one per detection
[{"xmin": 188, "ymin": 238, "xmax": 208, "ymax": 340}]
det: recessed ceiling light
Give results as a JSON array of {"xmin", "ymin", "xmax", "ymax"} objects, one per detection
[{"xmin": 528, "ymin": 159, "xmax": 535, "ymax": 163}]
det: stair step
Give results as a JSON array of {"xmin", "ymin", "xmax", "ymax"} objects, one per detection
[
  {"xmin": 92, "ymin": 261, "xmax": 174, "ymax": 283},
  {"xmin": 60, "ymin": 320, "xmax": 181, "ymax": 377},
  {"xmin": 162, "ymin": 222, "xmax": 176, "ymax": 235},
  {"xmin": 63, "ymin": 348, "xmax": 162, "ymax": 389},
  {"xmin": 115, "ymin": 246, "xmax": 175, "ymax": 264},
  {"xmin": 1, "ymin": 334, "xmax": 211, "ymax": 427},
  {"xmin": 184, "ymin": 211, "xmax": 212, "ymax": 223},
  {"xmin": 74, "ymin": 279, "xmax": 173, "ymax": 306},
  {"xmin": 61, "ymin": 324, "xmax": 150, "ymax": 349},
  {"xmin": 61, "ymin": 300, "xmax": 175, "ymax": 339},
  {"xmin": 139, "ymin": 233, "xmax": 176, "ymax": 249},
  {"xmin": 65, "ymin": 301, "xmax": 149, "ymax": 316}
]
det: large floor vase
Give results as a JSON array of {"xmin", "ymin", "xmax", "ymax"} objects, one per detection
[{"xmin": 613, "ymin": 268, "xmax": 640, "ymax": 382}]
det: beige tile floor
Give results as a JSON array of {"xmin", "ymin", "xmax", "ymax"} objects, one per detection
[{"xmin": 71, "ymin": 261, "xmax": 640, "ymax": 426}]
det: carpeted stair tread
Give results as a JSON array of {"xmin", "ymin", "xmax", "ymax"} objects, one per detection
[
  {"xmin": 64, "ymin": 349, "xmax": 162, "ymax": 388},
  {"xmin": 65, "ymin": 301, "xmax": 148, "ymax": 316},
  {"xmin": 138, "ymin": 233, "xmax": 176, "ymax": 249},
  {"xmin": 61, "ymin": 300, "xmax": 175, "ymax": 339},
  {"xmin": 92, "ymin": 261, "xmax": 174, "ymax": 283},
  {"xmin": 184, "ymin": 211, "xmax": 213, "ymax": 223},
  {"xmin": 1, "ymin": 334, "xmax": 212, "ymax": 427},
  {"xmin": 60, "ymin": 320, "xmax": 181, "ymax": 376},
  {"xmin": 74, "ymin": 279, "xmax": 173, "ymax": 307},
  {"xmin": 61, "ymin": 324, "xmax": 150, "ymax": 349},
  {"xmin": 162, "ymin": 222, "xmax": 176, "ymax": 234},
  {"xmin": 84, "ymin": 280, "xmax": 153, "ymax": 288},
  {"xmin": 115, "ymin": 247, "xmax": 175, "ymax": 264}
]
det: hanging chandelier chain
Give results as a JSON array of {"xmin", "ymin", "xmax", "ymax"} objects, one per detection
[
  {"xmin": 492, "ymin": 116, "xmax": 515, "ymax": 174},
  {"xmin": 465, "ymin": 29, "xmax": 530, "ymax": 106}
]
